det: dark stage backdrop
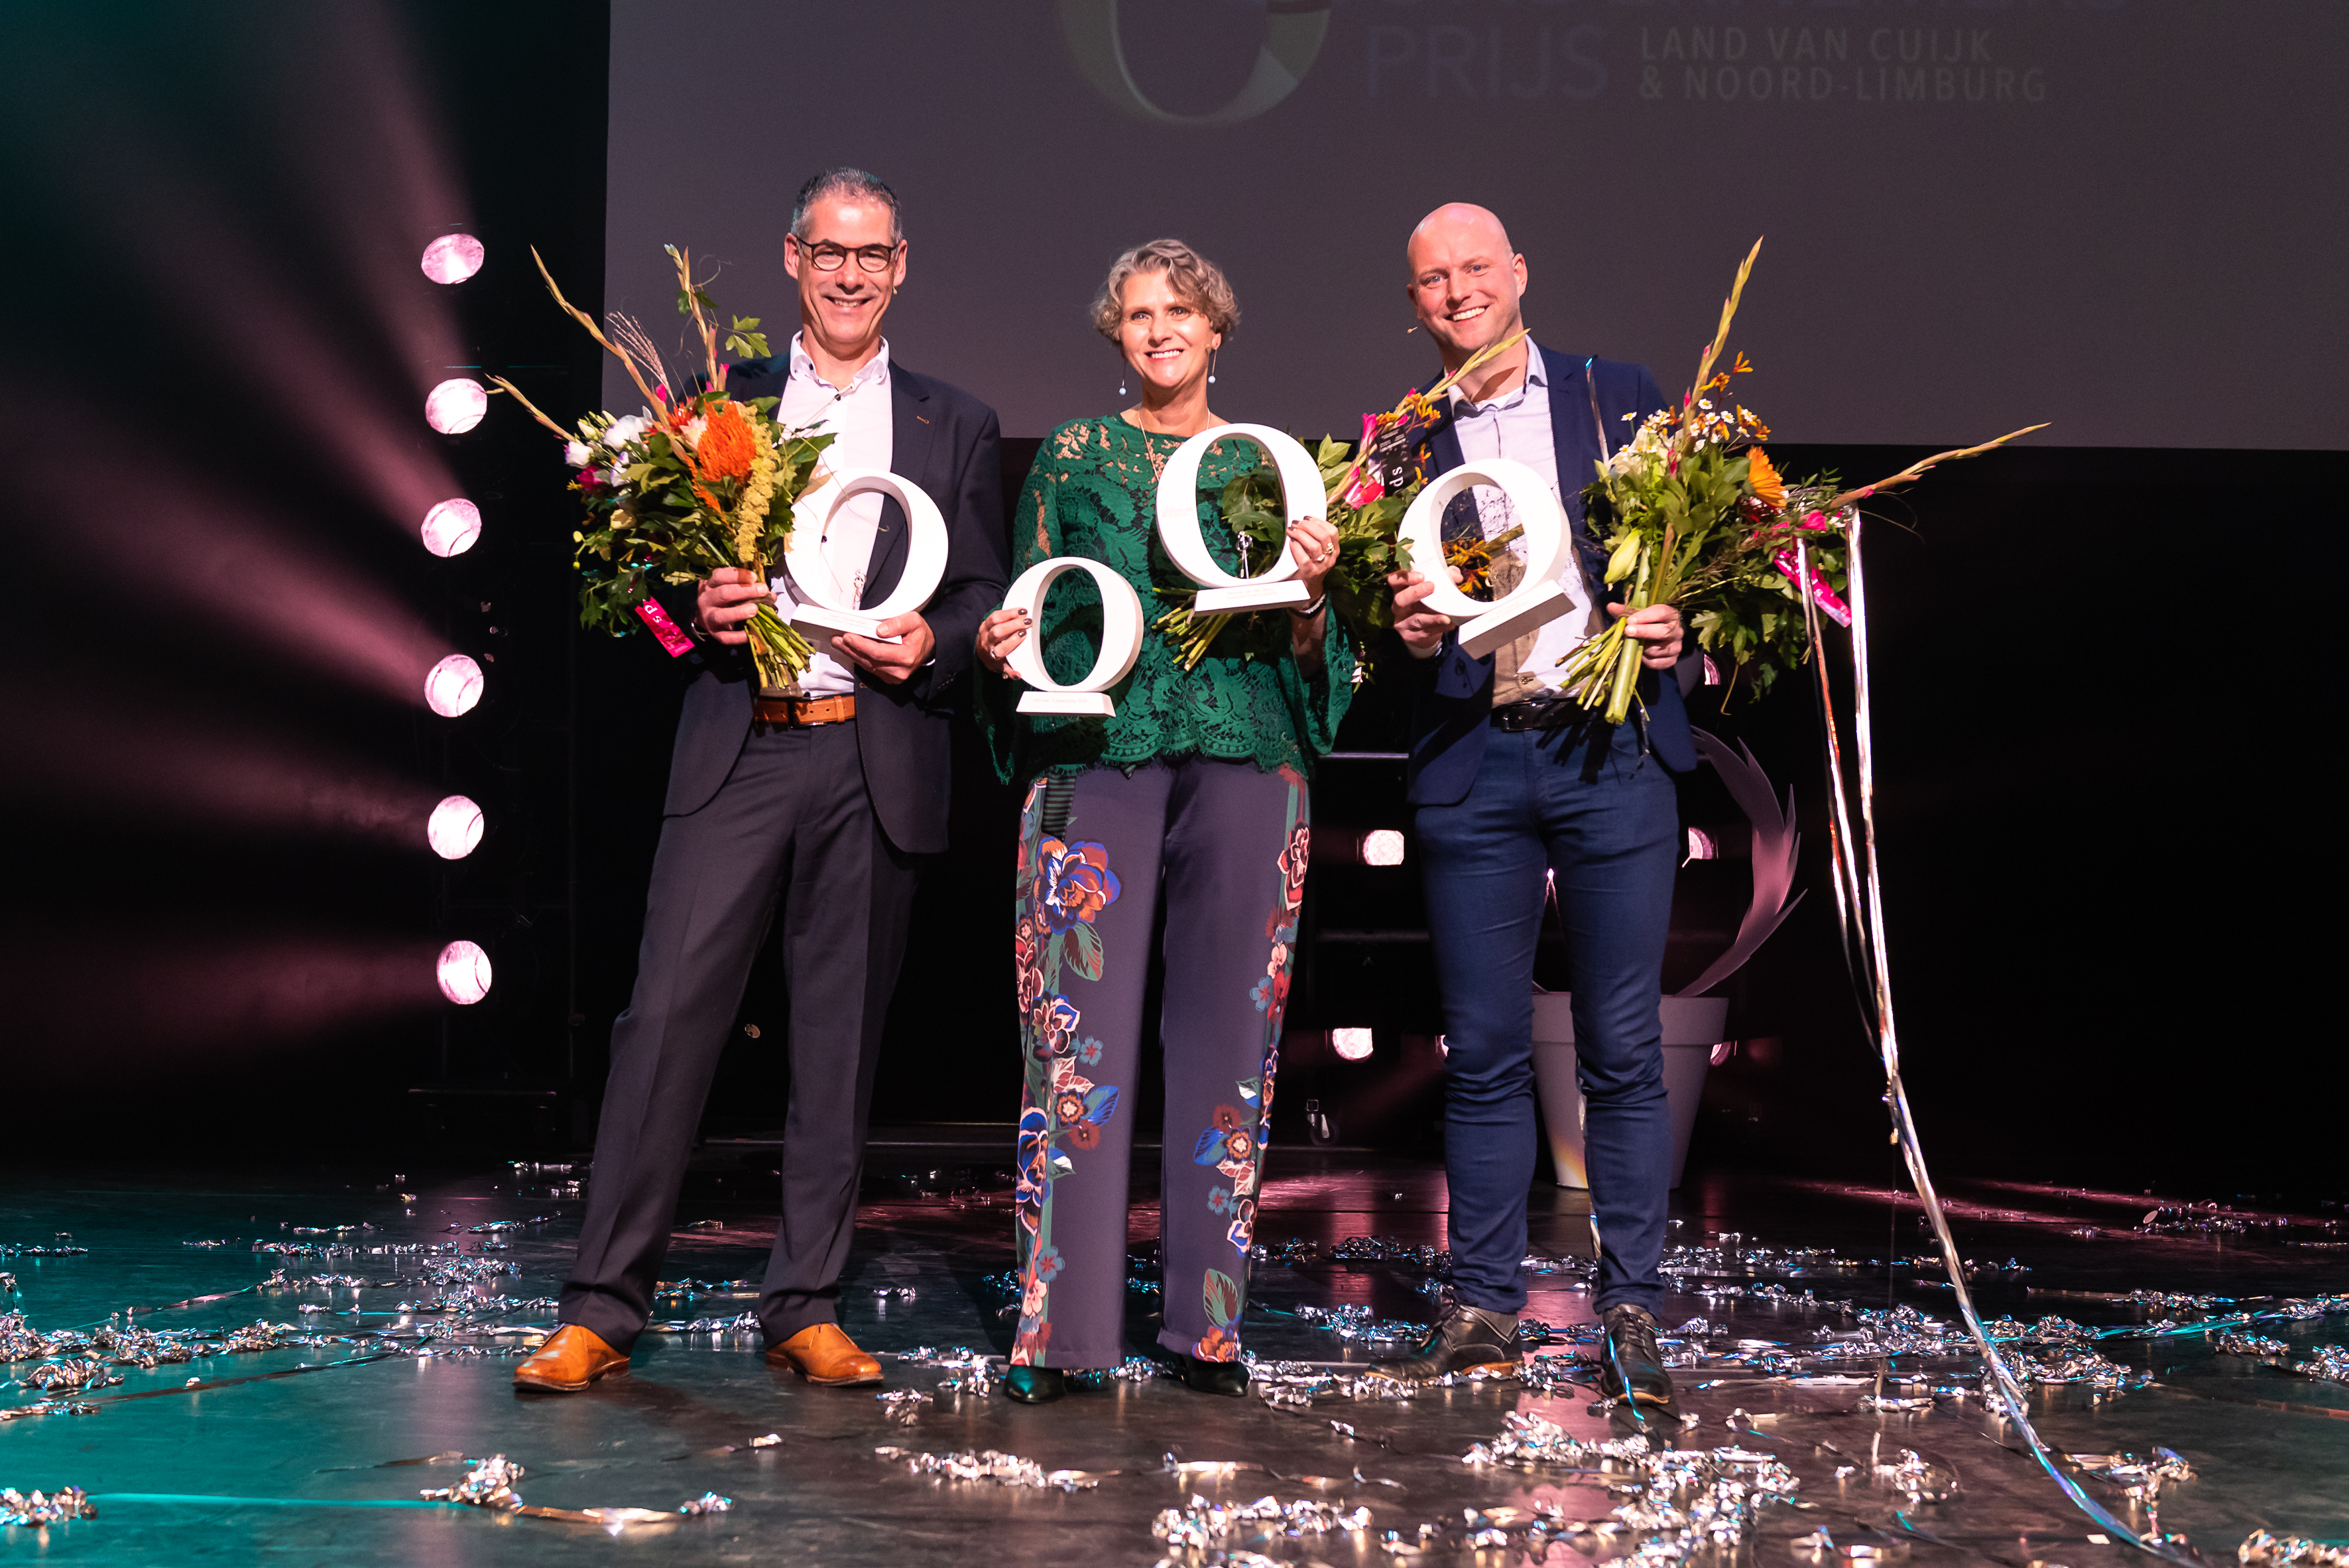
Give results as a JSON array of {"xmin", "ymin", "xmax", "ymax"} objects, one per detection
[
  {"xmin": 604, "ymin": 1, "xmax": 2343, "ymax": 450},
  {"xmin": 0, "ymin": 3, "xmax": 2333, "ymax": 1203},
  {"xmin": 0, "ymin": 1, "xmax": 614, "ymax": 1145}
]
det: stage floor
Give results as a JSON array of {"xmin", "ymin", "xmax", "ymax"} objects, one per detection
[{"xmin": 3, "ymin": 1145, "xmax": 2344, "ymax": 1563}]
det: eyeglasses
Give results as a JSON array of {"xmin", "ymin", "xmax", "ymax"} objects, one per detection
[{"xmin": 792, "ymin": 235, "xmax": 900, "ymax": 274}]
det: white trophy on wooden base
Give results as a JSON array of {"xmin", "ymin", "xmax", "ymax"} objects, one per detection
[
  {"xmin": 1396, "ymin": 458, "xmax": 1577, "ymax": 658},
  {"xmin": 1154, "ymin": 422, "xmax": 1325, "ymax": 613},
  {"xmin": 781, "ymin": 469, "xmax": 949, "ymax": 642},
  {"xmin": 1002, "ymin": 557, "xmax": 1146, "ymax": 717}
]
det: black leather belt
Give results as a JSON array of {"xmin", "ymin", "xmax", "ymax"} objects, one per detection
[{"xmin": 1489, "ymin": 697, "xmax": 1597, "ymax": 733}]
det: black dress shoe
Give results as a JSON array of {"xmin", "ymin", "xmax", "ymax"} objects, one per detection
[
  {"xmin": 1004, "ymin": 1366, "xmax": 1065, "ymax": 1404},
  {"xmin": 1177, "ymin": 1355, "xmax": 1249, "ymax": 1397},
  {"xmin": 1370, "ymin": 1301, "xmax": 1522, "ymax": 1381},
  {"xmin": 1598, "ymin": 1304, "xmax": 1678, "ymax": 1412}
]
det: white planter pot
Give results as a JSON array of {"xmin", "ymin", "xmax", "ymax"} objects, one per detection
[{"xmin": 1529, "ymin": 992, "xmax": 1728, "ymax": 1191}]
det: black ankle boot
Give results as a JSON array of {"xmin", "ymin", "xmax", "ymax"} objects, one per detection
[
  {"xmin": 1597, "ymin": 1304, "xmax": 1678, "ymax": 1413},
  {"xmin": 1368, "ymin": 1301, "xmax": 1522, "ymax": 1382},
  {"xmin": 1004, "ymin": 1365, "xmax": 1065, "ymax": 1404},
  {"xmin": 1177, "ymin": 1355, "xmax": 1248, "ymax": 1397}
]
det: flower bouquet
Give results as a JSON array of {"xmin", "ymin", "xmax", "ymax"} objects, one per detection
[
  {"xmin": 1159, "ymin": 333, "xmax": 1528, "ymax": 671},
  {"xmin": 489, "ymin": 246, "xmax": 836, "ymax": 692},
  {"xmin": 1557, "ymin": 239, "xmax": 2045, "ymax": 719}
]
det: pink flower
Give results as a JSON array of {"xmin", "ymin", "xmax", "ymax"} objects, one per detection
[{"xmin": 1339, "ymin": 415, "xmax": 1386, "ymax": 507}]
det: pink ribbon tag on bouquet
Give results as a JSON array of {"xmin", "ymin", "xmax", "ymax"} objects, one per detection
[
  {"xmin": 634, "ymin": 599, "xmax": 696, "ymax": 656},
  {"xmin": 1773, "ymin": 549, "xmax": 1852, "ymax": 627},
  {"xmin": 1339, "ymin": 414, "xmax": 1386, "ymax": 507}
]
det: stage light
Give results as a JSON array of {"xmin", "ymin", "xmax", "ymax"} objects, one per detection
[
  {"xmin": 1332, "ymin": 1028, "xmax": 1374, "ymax": 1061},
  {"xmin": 424, "ymin": 654, "xmax": 483, "ymax": 717},
  {"xmin": 1360, "ymin": 829, "xmax": 1406, "ymax": 866},
  {"xmin": 420, "ymin": 498, "xmax": 480, "ymax": 557},
  {"xmin": 427, "ymin": 795, "xmax": 483, "ymax": 859},
  {"xmin": 436, "ymin": 939, "xmax": 492, "ymax": 1004},
  {"xmin": 419, "ymin": 231, "xmax": 484, "ymax": 285},
  {"xmin": 1686, "ymin": 827, "xmax": 1719, "ymax": 861},
  {"xmin": 424, "ymin": 378, "xmax": 487, "ymax": 434}
]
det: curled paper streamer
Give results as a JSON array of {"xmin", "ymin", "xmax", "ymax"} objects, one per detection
[
  {"xmin": 420, "ymin": 1455, "xmax": 731, "ymax": 1529},
  {"xmin": 1152, "ymin": 1492, "xmax": 1374, "ymax": 1551},
  {"xmin": 2243, "ymin": 1532, "xmax": 2349, "ymax": 1568},
  {"xmin": 1, "ymin": 1486, "xmax": 95, "ymax": 1526},
  {"xmin": 873, "ymin": 1447, "xmax": 1110, "ymax": 1491},
  {"xmin": 1798, "ymin": 531, "xmax": 2195, "ymax": 1566}
]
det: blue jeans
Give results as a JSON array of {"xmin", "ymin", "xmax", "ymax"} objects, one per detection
[{"xmin": 1414, "ymin": 720, "xmax": 1679, "ymax": 1317}]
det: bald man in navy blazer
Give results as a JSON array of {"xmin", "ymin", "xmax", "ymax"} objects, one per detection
[{"xmin": 1371, "ymin": 204, "xmax": 1698, "ymax": 1417}]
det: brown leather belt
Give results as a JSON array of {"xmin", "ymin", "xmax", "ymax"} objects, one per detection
[{"xmin": 753, "ymin": 692, "xmax": 856, "ymax": 728}]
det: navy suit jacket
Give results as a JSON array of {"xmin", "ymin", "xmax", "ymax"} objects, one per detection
[
  {"xmin": 1402, "ymin": 345, "xmax": 1698, "ymax": 807},
  {"xmin": 652, "ymin": 358, "xmax": 1008, "ymax": 853}
]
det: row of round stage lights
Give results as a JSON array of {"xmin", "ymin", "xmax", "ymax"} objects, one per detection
[
  {"xmin": 1324, "ymin": 833, "xmax": 1408, "ymax": 1059},
  {"xmin": 422, "ymin": 230, "xmax": 493, "ymax": 1006}
]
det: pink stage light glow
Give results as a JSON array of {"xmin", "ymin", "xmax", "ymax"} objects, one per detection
[
  {"xmin": 420, "ymin": 498, "xmax": 480, "ymax": 557},
  {"xmin": 436, "ymin": 939, "xmax": 493, "ymax": 1004},
  {"xmin": 427, "ymin": 795, "xmax": 483, "ymax": 859},
  {"xmin": 2, "ymin": 677, "xmax": 448, "ymax": 847},
  {"xmin": 9, "ymin": 930, "xmax": 452, "ymax": 1055},
  {"xmin": 424, "ymin": 654, "xmax": 483, "ymax": 717},
  {"xmin": 1331, "ymin": 1028, "xmax": 1375, "ymax": 1061},
  {"xmin": 1359, "ymin": 829, "xmax": 1406, "ymax": 867},
  {"xmin": 19, "ymin": 438, "xmax": 455, "ymax": 708},
  {"xmin": 425, "ymin": 378, "xmax": 487, "ymax": 434},
  {"xmin": 420, "ymin": 231, "xmax": 484, "ymax": 285}
]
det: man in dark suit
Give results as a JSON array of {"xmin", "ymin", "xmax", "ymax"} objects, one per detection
[
  {"xmin": 516, "ymin": 168, "xmax": 1006, "ymax": 1394},
  {"xmin": 1373, "ymin": 204, "xmax": 1695, "ymax": 1415}
]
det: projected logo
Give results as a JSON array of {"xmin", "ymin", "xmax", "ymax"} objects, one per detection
[{"xmin": 1059, "ymin": 0, "xmax": 1329, "ymax": 127}]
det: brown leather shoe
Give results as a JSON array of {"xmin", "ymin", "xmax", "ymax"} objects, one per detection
[
  {"xmin": 512, "ymin": 1325, "xmax": 629, "ymax": 1393},
  {"xmin": 764, "ymin": 1323, "xmax": 883, "ymax": 1386}
]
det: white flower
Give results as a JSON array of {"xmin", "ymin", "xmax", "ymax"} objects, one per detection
[
  {"xmin": 603, "ymin": 464, "xmax": 625, "ymax": 487},
  {"xmin": 601, "ymin": 414, "xmax": 648, "ymax": 450},
  {"xmin": 564, "ymin": 440, "xmax": 591, "ymax": 467}
]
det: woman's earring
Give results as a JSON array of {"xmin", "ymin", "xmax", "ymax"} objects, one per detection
[
  {"xmin": 1118, "ymin": 367, "xmax": 1128, "ymax": 397},
  {"xmin": 1207, "ymin": 347, "xmax": 1219, "ymax": 387}
]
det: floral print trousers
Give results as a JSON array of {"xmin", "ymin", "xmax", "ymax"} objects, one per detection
[{"xmin": 1010, "ymin": 757, "xmax": 1309, "ymax": 1368}]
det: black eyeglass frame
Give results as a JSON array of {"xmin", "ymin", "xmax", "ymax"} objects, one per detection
[{"xmin": 788, "ymin": 234, "xmax": 903, "ymax": 274}]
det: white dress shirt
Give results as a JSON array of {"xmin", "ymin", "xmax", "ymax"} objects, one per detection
[
  {"xmin": 1446, "ymin": 337, "xmax": 1602, "ymax": 700},
  {"xmin": 771, "ymin": 332, "xmax": 893, "ymax": 697}
]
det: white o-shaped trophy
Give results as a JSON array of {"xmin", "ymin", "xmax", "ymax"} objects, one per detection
[
  {"xmin": 1002, "ymin": 557, "xmax": 1145, "ymax": 717},
  {"xmin": 1155, "ymin": 423, "xmax": 1320, "ymax": 613},
  {"xmin": 1396, "ymin": 458, "xmax": 1577, "ymax": 659},
  {"xmin": 782, "ymin": 467, "xmax": 949, "ymax": 642}
]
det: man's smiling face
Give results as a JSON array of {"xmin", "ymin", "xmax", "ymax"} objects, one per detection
[
  {"xmin": 785, "ymin": 194, "xmax": 904, "ymax": 365},
  {"xmin": 1405, "ymin": 204, "xmax": 1529, "ymax": 367}
]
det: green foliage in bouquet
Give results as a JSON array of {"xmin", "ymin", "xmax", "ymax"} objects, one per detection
[
  {"xmin": 564, "ymin": 399, "xmax": 833, "ymax": 638},
  {"xmin": 1158, "ymin": 440, "xmax": 1416, "ymax": 670},
  {"xmin": 1563, "ymin": 239, "xmax": 2043, "ymax": 721},
  {"xmin": 491, "ymin": 246, "xmax": 842, "ymax": 691}
]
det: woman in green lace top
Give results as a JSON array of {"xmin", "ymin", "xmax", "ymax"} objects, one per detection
[{"xmin": 974, "ymin": 240, "xmax": 1353, "ymax": 1406}]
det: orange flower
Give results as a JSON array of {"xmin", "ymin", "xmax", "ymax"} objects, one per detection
[
  {"xmin": 697, "ymin": 401, "xmax": 758, "ymax": 483},
  {"xmin": 1746, "ymin": 447, "xmax": 1787, "ymax": 511}
]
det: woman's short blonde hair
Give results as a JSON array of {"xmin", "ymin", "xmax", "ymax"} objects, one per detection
[{"xmin": 1090, "ymin": 239, "xmax": 1239, "ymax": 342}]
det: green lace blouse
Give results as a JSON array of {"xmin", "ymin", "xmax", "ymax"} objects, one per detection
[{"xmin": 979, "ymin": 416, "xmax": 1355, "ymax": 784}]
